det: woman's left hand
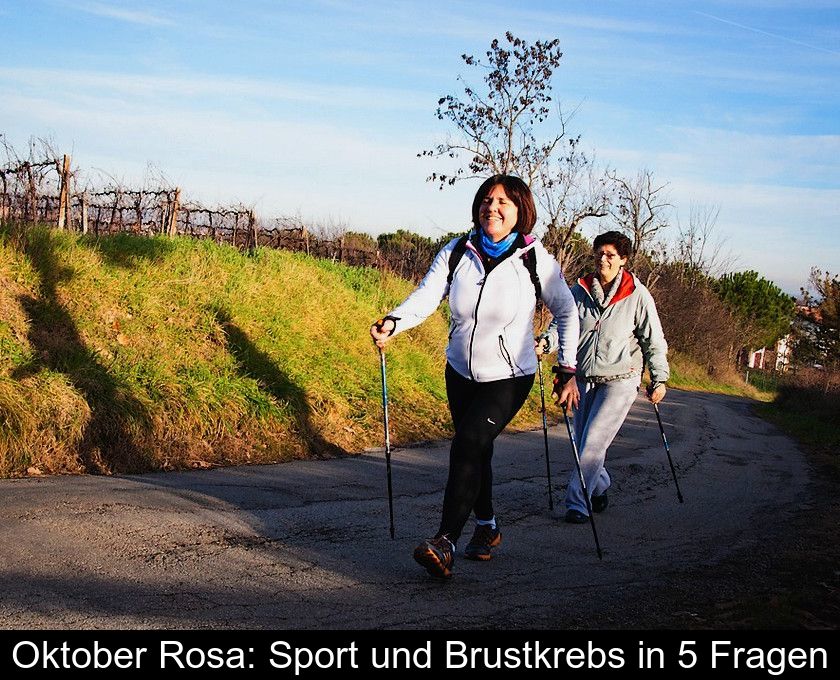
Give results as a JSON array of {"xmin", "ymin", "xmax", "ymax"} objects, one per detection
[
  {"xmin": 552, "ymin": 371, "xmax": 580, "ymax": 410},
  {"xmin": 646, "ymin": 383, "xmax": 666, "ymax": 404}
]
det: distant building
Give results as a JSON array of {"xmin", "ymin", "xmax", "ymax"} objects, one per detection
[
  {"xmin": 740, "ymin": 334, "xmax": 791, "ymax": 372},
  {"xmin": 747, "ymin": 346, "xmax": 767, "ymax": 369},
  {"xmin": 774, "ymin": 334, "xmax": 791, "ymax": 371}
]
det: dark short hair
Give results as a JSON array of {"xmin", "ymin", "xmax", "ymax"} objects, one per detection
[
  {"xmin": 471, "ymin": 174, "xmax": 537, "ymax": 235},
  {"xmin": 593, "ymin": 230, "xmax": 633, "ymax": 259}
]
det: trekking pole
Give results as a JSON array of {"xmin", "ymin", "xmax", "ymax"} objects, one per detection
[
  {"xmin": 375, "ymin": 320, "xmax": 396, "ymax": 539},
  {"xmin": 536, "ymin": 358, "xmax": 554, "ymax": 511},
  {"xmin": 653, "ymin": 402, "xmax": 684, "ymax": 504},
  {"xmin": 562, "ymin": 404, "xmax": 603, "ymax": 560}
]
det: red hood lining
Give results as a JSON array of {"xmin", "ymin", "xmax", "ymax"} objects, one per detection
[{"xmin": 579, "ymin": 270, "xmax": 635, "ymax": 305}]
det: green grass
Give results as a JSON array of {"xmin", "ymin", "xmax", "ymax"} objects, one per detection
[
  {"xmin": 757, "ymin": 382, "xmax": 840, "ymax": 478},
  {"xmin": 6, "ymin": 222, "xmax": 804, "ymax": 478},
  {"xmin": 0, "ymin": 224, "xmax": 467, "ymax": 476},
  {"xmin": 758, "ymin": 405, "xmax": 839, "ymax": 456},
  {"xmin": 667, "ymin": 351, "xmax": 774, "ymax": 401}
]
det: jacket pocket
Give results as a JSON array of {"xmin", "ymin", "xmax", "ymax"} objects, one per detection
[{"xmin": 498, "ymin": 335, "xmax": 515, "ymax": 377}]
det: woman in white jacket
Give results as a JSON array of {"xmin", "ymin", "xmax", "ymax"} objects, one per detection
[{"xmin": 370, "ymin": 175, "xmax": 580, "ymax": 579}]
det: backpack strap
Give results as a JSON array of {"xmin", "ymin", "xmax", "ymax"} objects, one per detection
[
  {"xmin": 520, "ymin": 235, "xmax": 542, "ymax": 300},
  {"xmin": 522, "ymin": 248, "xmax": 542, "ymax": 300},
  {"xmin": 446, "ymin": 234, "xmax": 470, "ymax": 286}
]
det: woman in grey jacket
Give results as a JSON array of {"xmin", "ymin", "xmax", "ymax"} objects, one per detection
[
  {"xmin": 541, "ymin": 230, "xmax": 668, "ymax": 523},
  {"xmin": 371, "ymin": 175, "xmax": 580, "ymax": 578}
]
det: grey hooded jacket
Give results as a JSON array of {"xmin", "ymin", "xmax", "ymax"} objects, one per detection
[{"xmin": 543, "ymin": 270, "xmax": 669, "ymax": 383}]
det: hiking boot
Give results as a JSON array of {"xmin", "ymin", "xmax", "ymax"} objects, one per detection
[
  {"xmin": 464, "ymin": 522, "xmax": 502, "ymax": 561},
  {"xmin": 591, "ymin": 491, "xmax": 609, "ymax": 513},
  {"xmin": 564, "ymin": 509, "xmax": 589, "ymax": 524},
  {"xmin": 413, "ymin": 535, "xmax": 455, "ymax": 579}
]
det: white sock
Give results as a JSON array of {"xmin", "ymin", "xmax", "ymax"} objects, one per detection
[{"xmin": 476, "ymin": 516, "xmax": 496, "ymax": 530}]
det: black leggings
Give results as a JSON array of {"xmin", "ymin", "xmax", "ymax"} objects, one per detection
[{"xmin": 437, "ymin": 364, "xmax": 535, "ymax": 541}]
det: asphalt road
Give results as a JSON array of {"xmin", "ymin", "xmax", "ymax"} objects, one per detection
[{"xmin": 0, "ymin": 389, "xmax": 809, "ymax": 629}]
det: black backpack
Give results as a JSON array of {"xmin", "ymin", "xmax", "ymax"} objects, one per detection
[{"xmin": 446, "ymin": 233, "xmax": 541, "ymax": 299}]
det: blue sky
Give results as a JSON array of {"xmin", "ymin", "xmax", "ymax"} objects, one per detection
[{"xmin": 1, "ymin": 0, "xmax": 838, "ymax": 293}]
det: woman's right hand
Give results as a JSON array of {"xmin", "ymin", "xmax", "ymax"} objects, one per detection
[
  {"xmin": 370, "ymin": 318, "xmax": 396, "ymax": 348},
  {"xmin": 646, "ymin": 382, "xmax": 667, "ymax": 405}
]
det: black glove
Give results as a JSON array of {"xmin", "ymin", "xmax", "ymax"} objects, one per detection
[{"xmin": 373, "ymin": 316, "xmax": 398, "ymax": 336}]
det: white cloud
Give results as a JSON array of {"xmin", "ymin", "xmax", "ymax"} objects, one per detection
[
  {"xmin": 61, "ymin": 0, "xmax": 174, "ymax": 26},
  {"xmin": 518, "ymin": 8, "xmax": 690, "ymax": 36},
  {"xmin": 0, "ymin": 85, "xmax": 470, "ymax": 234},
  {"xmin": 667, "ymin": 179, "xmax": 839, "ymax": 293},
  {"xmin": 663, "ymin": 127, "xmax": 840, "ymax": 187},
  {"xmin": 0, "ymin": 66, "xmax": 431, "ymax": 113},
  {"xmin": 584, "ymin": 124, "xmax": 840, "ymax": 293},
  {"xmin": 693, "ymin": 10, "xmax": 840, "ymax": 55}
]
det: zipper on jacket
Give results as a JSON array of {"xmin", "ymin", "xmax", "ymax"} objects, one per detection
[
  {"xmin": 594, "ymin": 313, "xmax": 603, "ymax": 365},
  {"xmin": 498, "ymin": 335, "xmax": 516, "ymax": 378},
  {"xmin": 467, "ymin": 276, "xmax": 488, "ymax": 380}
]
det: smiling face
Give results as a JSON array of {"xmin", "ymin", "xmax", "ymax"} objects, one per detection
[
  {"xmin": 594, "ymin": 244, "xmax": 627, "ymax": 285},
  {"xmin": 478, "ymin": 184, "xmax": 519, "ymax": 243}
]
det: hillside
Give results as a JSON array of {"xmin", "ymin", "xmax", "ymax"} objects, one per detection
[{"xmin": 0, "ymin": 224, "xmax": 555, "ymax": 477}]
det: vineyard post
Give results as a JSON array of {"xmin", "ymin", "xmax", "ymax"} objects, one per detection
[
  {"xmin": 109, "ymin": 192, "xmax": 119, "ymax": 234},
  {"xmin": 25, "ymin": 162, "xmax": 37, "ymax": 223},
  {"xmin": 248, "ymin": 210, "xmax": 257, "ymax": 256},
  {"xmin": 81, "ymin": 191, "xmax": 89, "ymax": 234},
  {"xmin": 0, "ymin": 170, "xmax": 7, "ymax": 226},
  {"xmin": 57, "ymin": 154, "xmax": 71, "ymax": 230},
  {"xmin": 168, "ymin": 187, "xmax": 181, "ymax": 237},
  {"xmin": 134, "ymin": 192, "xmax": 143, "ymax": 234}
]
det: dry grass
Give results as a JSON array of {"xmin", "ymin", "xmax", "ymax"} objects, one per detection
[
  {"xmin": 0, "ymin": 225, "xmax": 461, "ymax": 476},
  {"xmin": 667, "ymin": 351, "xmax": 773, "ymax": 401},
  {"xmin": 4, "ymin": 223, "xmax": 764, "ymax": 478}
]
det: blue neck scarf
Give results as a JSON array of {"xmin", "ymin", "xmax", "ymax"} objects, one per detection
[{"xmin": 480, "ymin": 230, "xmax": 518, "ymax": 258}]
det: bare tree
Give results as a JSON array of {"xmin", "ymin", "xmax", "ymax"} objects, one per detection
[
  {"xmin": 0, "ymin": 135, "xmax": 63, "ymax": 225},
  {"xmin": 800, "ymin": 268, "xmax": 840, "ymax": 371},
  {"xmin": 608, "ymin": 168, "xmax": 671, "ymax": 260},
  {"xmin": 673, "ymin": 203, "xmax": 736, "ymax": 284},
  {"xmin": 419, "ymin": 32, "xmax": 566, "ymax": 188},
  {"xmin": 420, "ymin": 32, "xmax": 619, "ymax": 274},
  {"xmin": 537, "ymin": 142, "xmax": 611, "ymax": 269}
]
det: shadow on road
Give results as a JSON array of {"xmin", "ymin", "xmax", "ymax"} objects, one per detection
[{"xmin": 2, "ymin": 390, "xmax": 807, "ymax": 629}]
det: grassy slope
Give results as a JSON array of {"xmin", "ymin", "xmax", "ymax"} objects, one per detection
[
  {"xmin": 1, "ymin": 224, "xmax": 781, "ymax": 478},
  {"xmin": 0, "ymin": 225, "xmax": 552, "ymax": 477}
]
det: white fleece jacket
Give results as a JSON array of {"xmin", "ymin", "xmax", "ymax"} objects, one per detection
[{"xmin": 387, "ymin": 233, "xmax": 579, "ymax": 382}]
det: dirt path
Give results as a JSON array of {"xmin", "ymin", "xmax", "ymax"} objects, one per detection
[{"xmin": 0, "ymin": 389, "xmax": 824, "ymax": 629}]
